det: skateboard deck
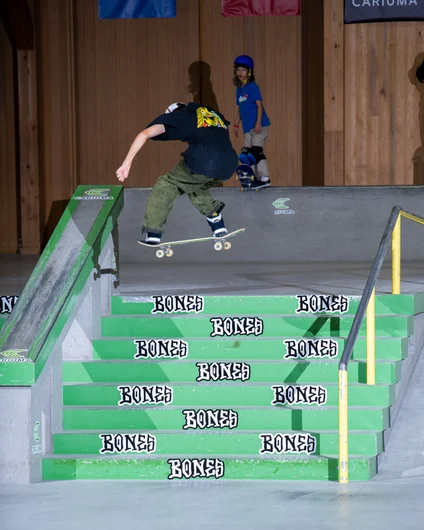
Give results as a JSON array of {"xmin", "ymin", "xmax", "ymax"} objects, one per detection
[
  {"xmin": 138, "ymin": 228, "xmax": 246, "ymax": 258},
  {"xmin": 236, "ymin": 164, "xmax": 257, "ymax": 192}
]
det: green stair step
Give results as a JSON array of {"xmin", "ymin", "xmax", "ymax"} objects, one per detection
[
  {"xmin": 42, "ymin": 455, "xmax": 376, "ymax": 481},
  {"xmin": 101, "ymin": 315, "xmax": 413, "ymax": 339},
  {"xmin": 92, "ymin": 337, "xmax": 408, "ymax": 362},
  {"xmin": 52, "ymin": 431, "xmax": 383, "ymax": 457},
  {"xmin": 63, "ymin": 407, "xmax": 390, "ymax": 431},
  {"xmin": 63, "ymin": 383, "xmax": 395, "ymax": 408},
  {"xmin": 111, "ymin": 293, "xmax": 424, "ymax": 316},
  {"xmin": 62, "ymin": 361, "xmax": 401, "ymax": 385}
]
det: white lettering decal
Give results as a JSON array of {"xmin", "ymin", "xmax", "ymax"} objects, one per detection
[
  {"xmin": 151, "ymin": 295, "xmax": 204, "ymax": 314},
  {"xmin": 182, "ymin": 409, "xmax": 238, "ymax": 429},
  {"xmin": 118, "ymin": 385, "xmax": 173, "ymax": 405},
  {"xmin": 196, "ymin": 362, "xmax": 251, "ymax": 382},
  {"xmin": 259, "ymin": 433, "xmax": 317, "ymax": 455},
  {"xmin": 99, "ymin": 433, "xmax": 156, "ymax": 454},
  {"xmin": 134, "ymin": 339, "xmax": 188, "ymax": 359},
  {"xmin": 0, "ymin": 295, "xmax": 18, "ymax": 314},
  {"xmin": 271, "ymin": 385, "xmax": 327, "ymax": 406},
  {"xmin": 295, "ymin": 295, "xmax": 349, "ymax": 314},
  {"xmin": 167, "ymin": 458, "xmax": 225, "ymax": 479},
  {"xmin": 284, "ymin": 339, "xmax": 338, "ymax": 359},
  {"xmin": 210, "ymin": 317, "xmax": 264, "ymax": 337}
]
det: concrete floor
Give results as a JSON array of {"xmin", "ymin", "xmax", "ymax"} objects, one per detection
[
  {"xmin": 1, "ymin": 476, "xmax": 424, "ymax": 530},
  {"xmin": 1, "ymin": 253, "xmax": 424, "ymax": 529},
  {"xmin": 2, "ymin": 254, "xmax": 424, "ymax": 297}
]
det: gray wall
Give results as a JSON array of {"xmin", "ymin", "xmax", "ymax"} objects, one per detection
[{"xmin": 119, "ymin": 187, "xmax": 424, "ymax": 264}]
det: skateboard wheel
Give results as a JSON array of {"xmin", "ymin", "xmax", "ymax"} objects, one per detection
[
  {"xmin": 224, "ymin": 241, "xmax": 231, "ymax": 250},
  {"xmin": 156, "ymin": 249, "xmax": 165, "ymax": 258},
  {"xmin": 165, "ymin": 248, "xmax": 174, "ymax": 257},
  {"xmin": 214, "ymin": 241, "xmax": 223, "ymax": 251}
]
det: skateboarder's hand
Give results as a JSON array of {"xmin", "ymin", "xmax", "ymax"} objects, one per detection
[
  {"xmin": 234, "ymin": 125, "xmax": 239, "ymax": 139},
  {"xmin": 254, "ymin": 123, "xmax": 262, "ymax": 134},
  {"xmin": 116, "ymin": 164, "xmax": 131, "ymax": 182}
]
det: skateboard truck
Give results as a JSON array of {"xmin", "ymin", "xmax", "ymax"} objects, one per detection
[{"xmin": 236, "ymin": 164, "xmax": 256, "ymax": 192}]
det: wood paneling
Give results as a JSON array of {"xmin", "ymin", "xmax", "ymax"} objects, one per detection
[
  {"xmin": 344, "ymin": 20, "xmax": 423, "ymax": 186},
  {"xmin": 75, "ymin": 0, "xmax": 200, "ymax": 188},
  {"xmin": 4, "ymin": 0, "xmax": 424, "ymax": 254},
  {"xmin": 199, "ymin": 0, "xmax": 302, "ymax": 187},
  {"xmin": 17, "ymin": 48, "xmax": 40, "ymax": 254},
  {"xmin": 302, "ymin": 0, "xmax": 324, "ymax": 186},
  {"xmin": 0, "ymin": 23, "xmax": 18, "ymax": 253},
  {"xmin": 323, "ymin": 0, "xmax": 344, "ymax": 186},
  {"xmin": 35, "ymin": 0, "xmax": 77, "ymax": 244}
]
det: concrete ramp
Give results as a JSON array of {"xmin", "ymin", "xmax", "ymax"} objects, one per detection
[{"xmin": 119, "ymin": 186, "xmax": 424, "ymax": 265}]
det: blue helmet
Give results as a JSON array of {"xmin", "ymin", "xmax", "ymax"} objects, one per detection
[{"xmin": 234, "ymin": 55, "xmax": 254, "ymax": 70}]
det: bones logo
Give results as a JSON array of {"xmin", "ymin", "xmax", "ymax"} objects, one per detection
[
  {"xmin": 259, "ymin": 433, "xmax": 317, "ymax": 455},
  {"xmin": 210, "ymin": 317, "xmax": 263, "ymax": 337},
  {"xmin": 182, "ymin": 409, "xmax": 238, "ymax": 429},
  {"xmin": 168, "ymin": 458, "xmax": 225, "ymax": 480},
  {"xmin": 99, "ymin": 433, "xmax": 156, "ymax": 454}
]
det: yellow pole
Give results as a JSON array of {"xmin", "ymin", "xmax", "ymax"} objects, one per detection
[
  {"xmin": 366, "ymin": 287, "xmax": 376, "ymax": 385},
  {"xmin": 392, "ymin": 216, "xmax": 401, "ymax": 295},
  {"xmin": 338, "ymin": 368, "xmax": 348, "ymax": 483}
]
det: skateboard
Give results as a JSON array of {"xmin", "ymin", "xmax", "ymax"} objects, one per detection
[
  {"xmin": 138, "ymin": 228, "xmax": 246, "ymax": 259},
  {"xmin": 236, "ymin": 164, "xmax": 258, "ymax": 192}
]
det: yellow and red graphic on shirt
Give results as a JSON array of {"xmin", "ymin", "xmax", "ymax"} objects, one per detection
[{"xmin": 196, "ymin": 107, "xmax": 227, "ymax": 129}]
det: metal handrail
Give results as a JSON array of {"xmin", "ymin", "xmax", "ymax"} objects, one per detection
[{"xmin": 338, "ymin": 205, "xmax": 424, "ymax": 483}]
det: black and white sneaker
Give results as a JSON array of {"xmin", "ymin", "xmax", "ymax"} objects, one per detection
[
  {"xmin": 251, "ymin": 178, "xmax": 271, "ymax": 190},
  {"xmin": 139, "ymin": 231, "xmax": 161, "ymax": 245},
  {"xmin": 206, "ymin": 213, "xmax": 228, "ymax": 237}
]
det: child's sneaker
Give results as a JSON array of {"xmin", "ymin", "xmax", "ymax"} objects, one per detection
[
  {"xmin": 251, "ymin": 177, "xmax": 271, "ymax": 190},
  {"xmin": 139, "ymin": 231, "xmax": 161, "ymax": 245},
  {"xmin": 206, "ymin": 213, "xmax": 228, "ymax": 237}
]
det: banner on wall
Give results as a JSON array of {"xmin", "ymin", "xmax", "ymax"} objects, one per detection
[
  {"xmin": 345, "ymin": 0, "xmax": 424, "ymax": 24},
  {"xmin": 98, "ymin": 0, "xmax": 176, "ymax": 19},
  {"xmin": 221, "ymin": 0, "xmax": 301, "ymax": 17}
]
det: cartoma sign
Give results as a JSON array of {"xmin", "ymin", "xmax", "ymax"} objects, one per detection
[{"xmin": 345, "ymin": 0, "xmax": 424, "ymax": 23}]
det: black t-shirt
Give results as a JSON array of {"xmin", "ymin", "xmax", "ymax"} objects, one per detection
[{"xmin": 147, "ymin": 102, "xmax": 238, "ymax": 180}]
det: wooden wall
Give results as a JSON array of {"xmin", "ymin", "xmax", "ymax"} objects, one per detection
[
  {"xmin": 0, "ymin": 22, "xmax": 17, "ymax": 253},
  {"xmin": 69, "ymin": 0, "xmax": 302, "ymax": 189},
  {"xmin": 199, "ymin": 0, "xmax": 302, "ymax": 187},
  {"xmin": 2, "ymin": 0, "xmax": 424, "ymax": 254},
  {"xmin": 344, "ymin": 22, "xmax": 424, "ymax": 186},
  {"xmin": 324, "ymin": 0, "xmax": 424, "ymax": 186},
  {"xmin": 75, "ymin": 0, "xmax": 200, "ymax": 188},
  {"xmin": 35, "ymin": 0, "xmax": 77, "ymax": 244}
]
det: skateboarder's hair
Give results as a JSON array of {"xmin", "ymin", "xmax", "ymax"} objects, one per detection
[{"xmin": 233, "ymin": 69, "xmax": 255, "ymax": 88}]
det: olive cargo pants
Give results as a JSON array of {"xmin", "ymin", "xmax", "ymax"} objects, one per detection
[{"xmin": 142, "ymin": 159, "xmax": 225, "ymax": 235}]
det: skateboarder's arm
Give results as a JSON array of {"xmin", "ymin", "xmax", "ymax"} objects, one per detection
[
  {"xmin": 116, "ymin": 124, "xmax": 165, "ymax": 181},
  {"xmin": 234, "ymin": 108, "xmax": 241, "ymax": 137}
]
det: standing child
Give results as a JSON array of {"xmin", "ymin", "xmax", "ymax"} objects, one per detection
[{"xmin": 233, "ymin": 55, "xmax": 271, "ymax": 189}]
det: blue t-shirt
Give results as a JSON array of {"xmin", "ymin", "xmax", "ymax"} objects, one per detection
[{"xmin": 236, "ymin": 82, "xmax": 271, "ymax": 134}]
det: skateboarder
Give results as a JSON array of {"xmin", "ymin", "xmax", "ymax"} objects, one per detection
[
  {"xmin": 233, "ymin": 55, "xmax": 271, "ymax": 189},
  {"xmin": 116, "ymin": 102, "xmax": 238, "ymax": 244}
]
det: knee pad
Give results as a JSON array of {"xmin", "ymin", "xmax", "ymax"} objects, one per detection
[
  {"xmin": 239, "ymin": 147, "xmax": 256, "ymax": 166},
  {"xmin": 251, "ymin": 146, "xmax": 266, "ymax": 163}
]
